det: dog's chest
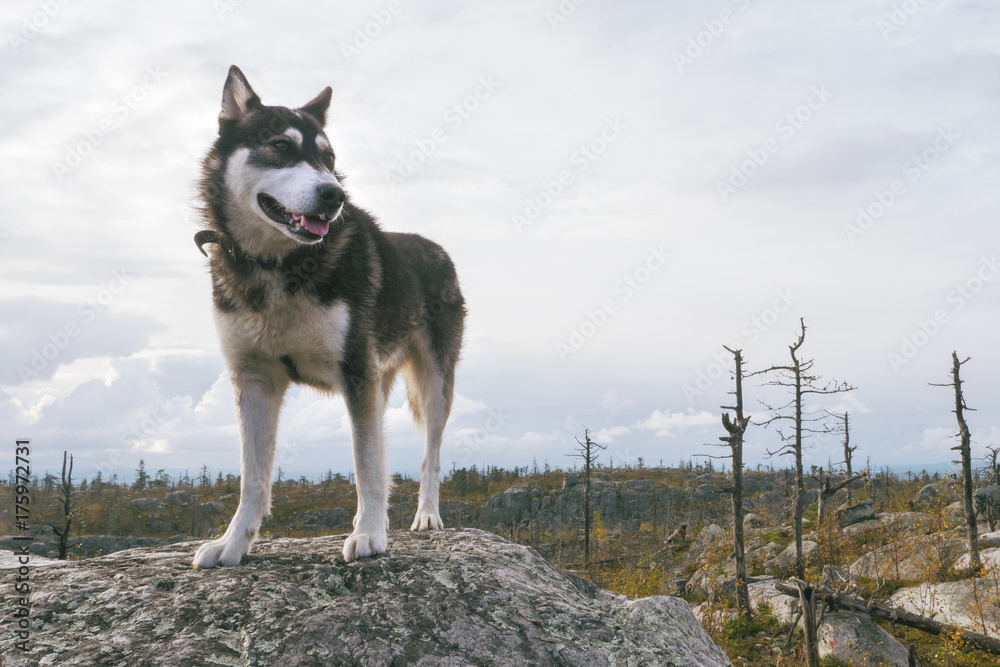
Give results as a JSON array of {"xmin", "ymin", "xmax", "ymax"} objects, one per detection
[{"xmin": 216, "ymin": 274, "xmax": 351, "ymax": 388}]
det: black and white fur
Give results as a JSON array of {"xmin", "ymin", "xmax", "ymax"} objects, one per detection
[{"xmin": 192, "ymin": 66, "xmax": 465, "ymax": 567}]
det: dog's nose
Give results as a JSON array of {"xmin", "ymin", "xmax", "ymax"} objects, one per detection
[{"xmin": 319, "ymin": 184, "xmax": 346, "ymax": 206}]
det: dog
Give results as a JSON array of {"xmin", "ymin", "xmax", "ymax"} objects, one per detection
[{"xmin": 191, "ymin": 66, "xmax": 465, "ymax": 567}]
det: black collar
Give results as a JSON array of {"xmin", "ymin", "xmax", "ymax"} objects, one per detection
[{"xmin": 194, "ymin": 230, "xmax": 281, "ymax": 270}]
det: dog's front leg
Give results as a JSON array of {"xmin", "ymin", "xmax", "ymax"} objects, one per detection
[
  {"xmin": 193, "ymin": 360, "xmax": 288, "ymax": 569},
  {"xmin": 342, "ymin": 358, "xmax": 390, "ymax": 562}
]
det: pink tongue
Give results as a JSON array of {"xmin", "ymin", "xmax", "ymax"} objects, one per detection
[{"xmin": 302, "ymin": 216, "xmax": 329, "ymax": 236}]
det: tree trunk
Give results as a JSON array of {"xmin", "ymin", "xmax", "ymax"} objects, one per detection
[
  {"xmin": 949, "ymin": 352, "xmax": 980, "ymax": 573},
  {"xmin": 724, "ymin": 347, "xmax": 751, "ymax": 620},
  {"xmin": 793, "ymin": 359, "xmax": 805, "ymax": 579},
  {"xmin": 798, "ymin": 584, "xmax": 820, "ymax": 667}
]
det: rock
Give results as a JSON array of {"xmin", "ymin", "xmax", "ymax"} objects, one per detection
[
  {"xmin": 685, "ymin": 524, "xmax": 727, "ymax": 566},
  {"xmin": 764, "ymin": 541, "xmax": 818, "ymax": 573},
  {"xmin": 742, "ymin": 513, "xmax": 764, "ymax": 529},
  {"xmin": 817, "ymin": 610, "xmax": 909, "ymax": 665},
  {"xmin": 836, "ymin": 499, "xmax": 875, "ymax": 527},
  {"xmin": 166, "ymin": 490, "xmax": 191, "ymax": 506},
  {"xmin": 0, "ymin": 529, "xmax": 733, "ymax": 666},
  {"xmin": 849, "ymin": 534, "xmax": 964, "ymax": 581},
  {"xmin": 944, "ymin": 501, "xmax": 965, "ymax": 518},
  {"xmin": 953, "ymin": 547, "xmax": 1000, "ymax": 571},
  {"xmin": 747, "ymin": 577, "xmax": 800, "ymax": 625},
  {"xmin": 199, "ymin": 501, "xmax": 226, "ymax": 516},
  {"xmin": 130, "ymin": 497, "xmax": 167, "ymax": 512},
  {"xmin": 662, "ymin": 576, "xmax": 689, "ymax": 596},
  {"xmin": 891, "ymin": 577, "xmax": 1000, "ymax": 638},
  {"xmin": 915, "ymin": 482, "xmax": 958, "ymax": 507},
  {"xmin": 842, "ymin": 518, "xmax": 880, "ymax": 534},
  {"xmin": 980, "ymin": 531, "xmax": 1000, "ymax": 547}
]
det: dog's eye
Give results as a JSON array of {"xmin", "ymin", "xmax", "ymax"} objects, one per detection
[
  {"xmin": 323, "ymin": 154, "xmax": 335, "ymax": 169},
  {"xmin": 273, "ymin": 140, "xmax": 291, "ymax": 152}
]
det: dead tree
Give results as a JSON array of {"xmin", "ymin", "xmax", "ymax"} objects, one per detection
[
  {"xmin": 828, "ymin": 410, "xmax": 859, "ymax": 504},
  {"xmin": 51, "ymin": 451, "xmax": 74, "ymax": 560},
  {"xmin": 569, "ymin": 429, "xmax": 606, "ymax": 565},
  {"xmin": 983, "ymin": 445, "xmax": 1000, "ymax": 485},
  {"xmin": 754, "ymin": 319, "xmax": 855, "ymax": 578},
  {"xmin": 791, "ymin": 579, "xmax": 821, "ymax": 667},
  {"xmin": 932, "ymin": 352, "xmax": 980, "ymax": 573},
  {"xmin": 713, "ymin": 346, "xmax": 752, "ymax": 620},
  {"xmin": 814, "ymin": 469, "xmax": 867, "ymax": 525}
]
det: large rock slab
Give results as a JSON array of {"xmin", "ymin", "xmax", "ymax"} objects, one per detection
[
  {"xmin": 0, "ymin": 528, "xmax": 732, "ymax": 666},
  {"xmin": 817, "ymin": 610, "xmax": 909, "ymax": 665},
  {"xmin": 953, "ymin": 547, "xmax": 1000, "ymax": 571},
  {"xmin": 836, "ymin": 499, "xmax": 876, "ymax": 527},
  {"xmin": 890, "ymin": 577, "xmax": 1000, "ymax": 639},
  {"xmin": 747, "ymin": 577, "xmax": 800, "ymax": 625},
  {"xmin": 764, "ymin": 540, "xmax": 818, "ymax": 573},
  {"xmin": 849, "ymin": 534, "xmax": 964, "ymax": 581}
]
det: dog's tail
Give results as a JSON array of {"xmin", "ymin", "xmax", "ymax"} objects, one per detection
[{"xmin": 405, "ymin": 376, "xmax": 425, "ymax": 427}]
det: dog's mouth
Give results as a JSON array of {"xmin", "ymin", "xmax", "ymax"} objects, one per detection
[{"xmin": 257, "ymin": 193, "xmax": 335, "ymax": 240}]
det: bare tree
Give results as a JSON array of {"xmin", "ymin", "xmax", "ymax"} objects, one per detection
[
  {"xmin": 718, "ymin": 346, "xmax": 752, "ymax": 620},
  {"xmin": 754, "ymin": 319, "xmax": 855, "ymax": 578},
  {"xmin": 982, "ymin": 445, "xmax": 999, "ymax": 486},
  {"xmin": 932, "ymin": 352, "xmax": 980, "ymax": 573},
  {"xmin": 828, "ymin": 410, "xmax": 859, "ymax": 504},
  {"xmin": 51, "ymin": 451, "xmax": 74, "ymax": 560},
  {"xmin": 569, "ymin": 428, "xmax": 606, "ymax": 565}
]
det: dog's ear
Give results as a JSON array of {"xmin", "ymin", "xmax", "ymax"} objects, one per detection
[
  {"xmin": 219, "ymin": 65, "xmax": 260, "ymax": 126},
  {"xmin": 299, "ymin": 87, "xmax": 332, "ymax": 127}
]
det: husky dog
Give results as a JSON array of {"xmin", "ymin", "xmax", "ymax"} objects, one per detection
[{"xmin": 192, "ymin": 66, "xmax": 465, "ymax": 567}]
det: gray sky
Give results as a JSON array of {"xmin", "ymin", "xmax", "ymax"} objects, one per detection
[{"xmin": 2, "ymin": 0, "xmax": 999, "ymax": 483}]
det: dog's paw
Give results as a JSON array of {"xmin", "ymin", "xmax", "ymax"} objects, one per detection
[
  {"xmin": 342, "ymin": 529, "xmax": 387, "ymax": 562},
  {"xmin": 192, "ymin": 535, "xmax": 249, "ymax": 569},
  {"xmin": 410, "ymin": 509, "xmax": 444, "ymax": 531}
]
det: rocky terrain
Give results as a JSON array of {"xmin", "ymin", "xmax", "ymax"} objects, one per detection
[{"xmin": 0, "ymin": 529, "xmax": 731, "ymax": 667}]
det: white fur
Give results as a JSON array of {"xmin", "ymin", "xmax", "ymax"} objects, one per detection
[
  {"xmin": 223, "ymin": 148, "xmax": 343, "ymax": 256},
  {"xmin": 281, "ymin": 128, "xmax": 303, "ymax": 147},
  {"xmin": 193, "ymin": 298, "xmax": 350, "ymax": 569}
]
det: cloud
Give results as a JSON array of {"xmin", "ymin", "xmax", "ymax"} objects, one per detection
[{"xmin": 635, "ymin": 409, "xmax": 717, "ymax": 438}]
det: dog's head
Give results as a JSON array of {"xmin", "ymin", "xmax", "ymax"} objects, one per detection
[{"xmin": 210, "ymin": 65, "xmax": 345, "ymax": 247}]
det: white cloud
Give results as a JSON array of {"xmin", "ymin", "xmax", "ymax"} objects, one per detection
[{"xmin": 635, "ymin": 409, "xmax": 717, "ymax": 438}]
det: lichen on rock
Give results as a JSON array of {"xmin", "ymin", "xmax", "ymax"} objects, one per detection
[{"xmin": 1, "ymin": 528, "xmax": 731, "ymax": 666}]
